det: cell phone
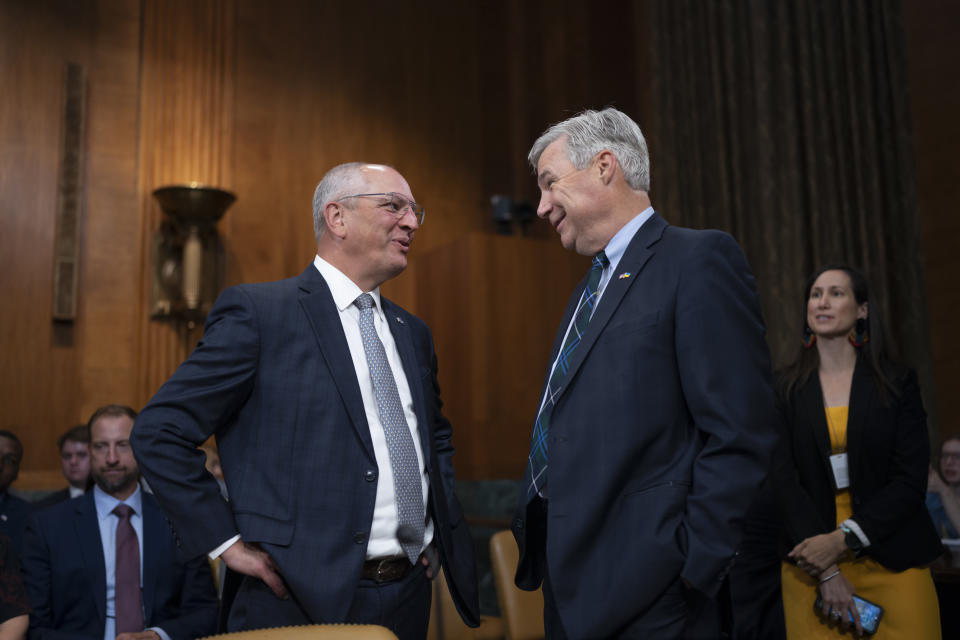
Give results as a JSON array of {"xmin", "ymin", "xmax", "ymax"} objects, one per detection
[{"xmin": 814, "ymin": 594, "xmax": 884, "ymax": 635}]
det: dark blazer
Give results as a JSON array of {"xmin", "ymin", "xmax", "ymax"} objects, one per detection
[
  {"xmin": 33, "ymin": 488, "xmax": 72, "ymax": 511},
  {"xmin": 130, "ymin": 265, "xmax": 480, "ymax": 627},
  {"xmin": 512, "ymin": 214, "xmax": 777, "ymax": 638},
  {"xmin": 0, "ymin": 492, "xmax": 32, "ymax": 556},
  {"xmin": 773, "ymin": 357, "xmax": 942, "ymax": 570},
  {"xmin": 21, "ymin": 490, "xmax": 218, "ymax": 640}
]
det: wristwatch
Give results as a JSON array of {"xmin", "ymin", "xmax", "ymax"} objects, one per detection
[{"xmin": 839, "ymin": 523, "xmax": 864, "ymax": 552}]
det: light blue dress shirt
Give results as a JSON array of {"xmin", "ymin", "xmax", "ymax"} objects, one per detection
[
  {"xmin": 540, "ymin": 207, "xmax": 656, "ymax": 411},
  {"xmin": 93, "ymin": 484, "xmax": 170, "ymax": 640}
]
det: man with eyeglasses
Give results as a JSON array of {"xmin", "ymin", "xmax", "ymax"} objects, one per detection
[{"xmin": 131, "ymin": 163, "xmax": 480, "ymax": 637}]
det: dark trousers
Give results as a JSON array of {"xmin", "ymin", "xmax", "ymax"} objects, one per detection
[
  {"xmin": 228, "ymin": 562, "xmax": 431, "ymax": 640},
  {"xmin": 533, "ymin": 497, "xmax": 721, "ymax": 639}
]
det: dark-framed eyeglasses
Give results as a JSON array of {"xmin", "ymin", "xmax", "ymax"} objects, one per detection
[{"xmin": 337, "ymin": 192, "xmax": 425, "ymax": 225}]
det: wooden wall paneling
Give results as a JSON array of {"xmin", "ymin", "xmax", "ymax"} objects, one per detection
[
  {"xmin": 903, "ymin": 1, "xmax": 960, "ymax": 438},
  {"xmin": 2, "ymin": 0, "xmax": 143, "ymax": 488},
  {"xmin": 77, "ymin": 0, "xmax": 143, "ymax": 421},
  {"xmin": 134, "ymin": 0, "xmax": 237, "ymax": 407},
  {"xmin": 0, "ymin": 1, "xmax": 84, "ymax": 484},
  {"xmin": 416, "ymin": 234, "xmax": 587, "ymax": 480}
]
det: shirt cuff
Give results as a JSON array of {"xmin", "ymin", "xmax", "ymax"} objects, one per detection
[
  {"xmin": 842, "ymin": 518, "xmax": 870, "ymax": 547},
  {"xmin": 209, "ymin": 534, "xmax": 241, "ymax": 560},
  {"xmin": 147, "ymin": 627, "xmax": 171, "ymax": 640}
]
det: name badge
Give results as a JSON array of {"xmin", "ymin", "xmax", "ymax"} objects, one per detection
[{"xmin": 830, "ymin": 452, "xmax": 850, "ymax": 489}]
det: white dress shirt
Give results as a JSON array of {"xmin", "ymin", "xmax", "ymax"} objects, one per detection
[
  {"xmin": 209, "ymin": 258, "xmax": 434, "ymax": 561},
  {"xmin": 312, "ymin": 255, "xmax": 433, "ymax": 558}
]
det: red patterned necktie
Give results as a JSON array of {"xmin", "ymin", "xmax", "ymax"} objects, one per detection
[{"xmin": 113, "ymin": 503, "xmax": 143, "ymax": 633}]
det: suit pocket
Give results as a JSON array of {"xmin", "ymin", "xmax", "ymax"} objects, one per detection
[
  {"xmin": 604, "ymin": 310, "xmax": 661, "ymax": 336},
  {"xmin": 234, "ymin": 512, "xmax": 295, "ymax": 547},
  {"xmin": 621, "ymin": 480, "xmax": 690, "ymax": 561}
]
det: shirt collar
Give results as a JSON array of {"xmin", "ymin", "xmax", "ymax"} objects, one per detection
[
  {"xmin": 94, "ymin": 483, "xmax": 143, "ymax": 521},
  {"xmin": 603, "ymin": 206, "xmax": 655, "ymax": 273},
  {"xmin": 313, "ymin": 255, "xmax": 383, "ymax": 314}
]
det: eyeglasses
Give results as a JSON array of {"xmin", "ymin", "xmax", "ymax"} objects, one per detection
[
  {"xmin": 337, "ymin": 192, "xmax": 425, "ymax": 225},
  {"xmin": 941, "ymin": 453, "xmax": 960, "ymax": 462}
]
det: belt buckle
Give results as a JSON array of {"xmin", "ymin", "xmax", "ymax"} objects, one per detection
[{"xmin": 376, "ymin": 558, "xmax": 393, "ymax": 582}]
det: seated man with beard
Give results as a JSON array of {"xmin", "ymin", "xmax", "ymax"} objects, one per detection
[{"xmin": 21, "ymin": 405, "xmax": 217, "ymax": 640}]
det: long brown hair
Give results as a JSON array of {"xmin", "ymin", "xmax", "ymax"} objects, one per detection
[{"xmin": 778, "ymin": 265, "xmax": 896, "ymax": 404}]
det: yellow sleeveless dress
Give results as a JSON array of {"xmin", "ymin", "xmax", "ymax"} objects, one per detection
[{"xmin": 781, "ymin": 406, "xmax": 941, "ymax": 639}]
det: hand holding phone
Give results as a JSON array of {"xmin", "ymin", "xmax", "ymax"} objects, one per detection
[{"xmin": 814, "ymin": 594, "xmax": 884, "ymax": 635}]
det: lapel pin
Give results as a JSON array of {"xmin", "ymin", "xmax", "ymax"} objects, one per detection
[
  {"xmin": 395, "ymin": 316, "xmax": 405, "ymax": 325},
  {"xmin": 618, "ymin": 272, "xmax": 632, "ymax": 280}
]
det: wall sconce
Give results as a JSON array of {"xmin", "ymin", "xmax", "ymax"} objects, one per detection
[
  {"xmin": 490, "ymin": 195, "xmax": 534, "ymax": 235},
  {"xmin": 150, "ymin": 183, "xmax": 236, "ymax": 327}
]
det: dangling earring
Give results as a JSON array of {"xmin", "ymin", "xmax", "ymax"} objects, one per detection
[
  {"xmin": 849, "ymin": 317, "xmax": 869, "ymax": 347},
  {"xmin": 802, "ymin": 326, "xmax": 817, "ymax": 348}
]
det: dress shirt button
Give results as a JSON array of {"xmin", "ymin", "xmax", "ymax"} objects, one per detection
[
  {"xmin": 353, "ymin": 531, "xmax": 368, "ymax": 544},
  {"xmin": 364, "ymin": 469, "xmax": 377, "ymax": 482}
]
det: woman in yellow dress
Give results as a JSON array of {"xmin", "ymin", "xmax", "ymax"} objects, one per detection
[{"xmin": 774, "ymin": 265, "xmax": 942, "ymax": 639}]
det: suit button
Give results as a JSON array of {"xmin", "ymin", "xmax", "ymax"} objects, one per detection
[
  {"xmin": 364, "ymin": 470, "xmax": 377, "ymax": 482},
  {"xmin": 353, "ymin": 531, "xmax": 367, "ymax": 544}
]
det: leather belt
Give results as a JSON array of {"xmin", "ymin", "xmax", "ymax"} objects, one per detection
[{"xmin": 361, "ymin": 556, "xmax": 414, "ymax": 583}]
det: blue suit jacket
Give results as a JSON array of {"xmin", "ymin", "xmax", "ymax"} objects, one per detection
[
  {"xmin": 130, "ymin": 265, "xmax": 480, "ymax": 627},
  {"xmin": 513, "ymin": 214, "xmax": 777, "ymax": 638},
  {"xmin": 21, "ymin": 491, "xmax": 218, "ymax": 640},
  {"xmin": 0, "ymin": 492, "xmax": 32, "ymax": 556}
]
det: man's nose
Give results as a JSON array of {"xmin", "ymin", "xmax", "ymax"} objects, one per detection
[
  {"xmin": 536, "ymin": 192, "xmax": 551, "ymax": 218},
  {"xmin": 398, "ymin": 207, "xmax": 419, "ymax": 230}
]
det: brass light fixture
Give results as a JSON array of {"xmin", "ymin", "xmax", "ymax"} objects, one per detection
[{"xmin": 151, "ymin": 183, "xmax": 235, "ymax": 326}]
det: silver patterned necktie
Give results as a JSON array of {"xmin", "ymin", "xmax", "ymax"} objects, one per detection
[{"xmin": 354, "ymin": 293, "xmax": 425, "ymax": 563}]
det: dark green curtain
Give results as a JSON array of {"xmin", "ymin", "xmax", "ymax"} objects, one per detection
[{"xmin": 652, "ymin": 0, "xmax": 937, "ymax": 433}]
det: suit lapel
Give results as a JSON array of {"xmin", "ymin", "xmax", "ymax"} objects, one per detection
[
  {"xmin": 297, "ymin": 266, "xmax": 376, "ymax": 460},
  {"xmin": 548, "ymin": 214, "xmax": 665, "ymax": 406},
  {"xmin": 845, "ymin": 357, "xmax": 872, "ymax": 485},
  {"xmin": 382, "ymin": 298, "xmax": 432, "ymax": 466},
  {"xmin": 799, "ymin": 375, "xmax": 835, "ymax": 485},
  {"xmin": 141, "ymin": 495, "xmax": 161, "ymax": 625},
  {"xmin": 74, "ymin": 494, "xmax": 107, "ymax": 624}
]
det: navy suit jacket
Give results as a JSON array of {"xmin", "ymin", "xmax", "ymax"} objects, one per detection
[
  {"xmin": 21, "ymin": 491, "xmax": 218, "ymax": 640},
  {"xmin": 130, "ymin": 265, "xmax": 480, "ymax": 627},
  {"xmin": 513, "ymin": 214, "xmax": 777, "ymax": 638},
  {"xmin": 34, "ymin": 488, "xmax": 73, "ymax": 511},
  {"xmin": 0, "ymin": 492, "xmax": 32, "ymax": 556}
]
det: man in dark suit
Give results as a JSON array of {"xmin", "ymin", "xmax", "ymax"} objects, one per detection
[
  {"xmin": 0, "ymin": 430, "xmax": 31, "ymax": 555},
  {"xmin": 131, "ymin": 163, "xmax": 479, "ymax": 638},
  {"xmin": 35, "ymin": 424, "xmax": 92, "ymax": 509},
  {"xmin": 512, "ymin": 108, "xmax": 777, "ymax": 639},
  {"xmin": 22, "ymin": 405, "xmax": 218, "ymax": 640}
]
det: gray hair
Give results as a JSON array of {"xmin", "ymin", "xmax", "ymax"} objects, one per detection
[
  {"xmin": 527, "ymin": 108, "xmax": 650, "ymax": 192},
  {"xmin": 312, "ymin": 162, "xmax": 370, "ymax": 240}
]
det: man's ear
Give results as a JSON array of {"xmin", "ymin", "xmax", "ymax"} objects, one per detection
[
  {"xmin": 324, "ymin": 202, "xmax": 348, "ymax": 239},
  {"xmin": 596, "ymin": 150, "xmax": 618, "ymax": 186}
]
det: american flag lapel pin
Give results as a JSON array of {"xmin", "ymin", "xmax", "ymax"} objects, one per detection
[{"xmin": 618, "ymin": 272, "xmax": 632, "ymax": 280}]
